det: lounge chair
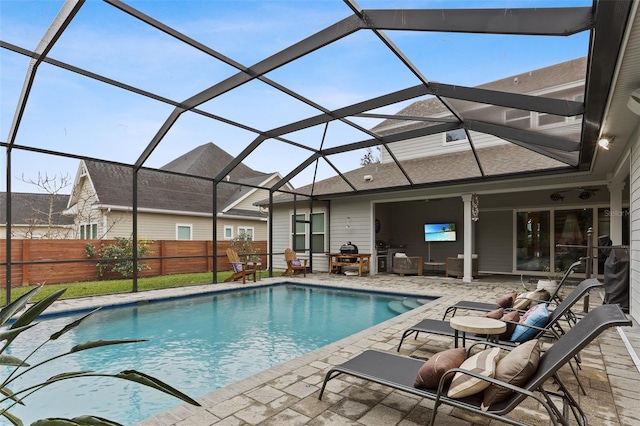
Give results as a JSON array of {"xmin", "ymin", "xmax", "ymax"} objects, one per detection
[
  {"xmin": 397, "ymin": 277, "xmax": 602, "ymax": 353},
  {"xmin": 442, "ymin": 260, "xmax": 583, "ymax": 321},
  {"xmin": 284, "ymin": 248, "xmax": 307, "ymax": 277},
  {"xmin": 224, "ymin": 248, "xmax": 257, "ymax": 284},
  {"xmin": 318, "ymin": 304, "xmax": 631, "ymax": 426}
]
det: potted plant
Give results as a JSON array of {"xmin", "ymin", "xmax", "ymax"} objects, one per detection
[{"xmin": 537, "ymin": 264, "xmax": 562, "ymax": 293}]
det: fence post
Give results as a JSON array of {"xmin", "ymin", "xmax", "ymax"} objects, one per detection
[
  {"xmin": 160, "ymin": 241, "xmax": 166, "ymax": 276},
  {"xmin": 22, "ymin": 239, "xmax": 29, "ymax": 286}
]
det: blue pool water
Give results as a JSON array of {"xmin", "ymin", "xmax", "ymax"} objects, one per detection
[{"xmin": 3, "ymin": 284, "xmax": 432, "ymax": 425}]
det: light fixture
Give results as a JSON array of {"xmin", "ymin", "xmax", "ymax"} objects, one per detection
[
  {"xmin": 628, "ymin": 88, "xmax": 640, "ymax": 116},
  {"xmin": 598, "ymin": 137, "xmax": 610, "ymax": 150},
  {"xmin": 550, "ymin": 192, "xmax": 565, "ymax": 201},
  {"xmin": 579, "ymin": 191, "xmax": 594, "ymax": 200}
]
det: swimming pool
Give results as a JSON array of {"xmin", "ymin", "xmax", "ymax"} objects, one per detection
[{"xmin": 4, "ymin": 283, "xmax": 433, "ymax": 425}]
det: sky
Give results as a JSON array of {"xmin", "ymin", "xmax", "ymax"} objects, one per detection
[{"xmin": 0, "ymin": 0, "xmax": 591, "ymax": 194}]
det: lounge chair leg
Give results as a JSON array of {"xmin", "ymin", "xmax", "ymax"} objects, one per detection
[
  {"xmin": 318, "ymin": 370, "xmax": 342, "ymax": 400},
  {"xmin": 442, "ymin": 306, "xmax": 457, "ymax": 320},
  {"xmin": 397, "ymin": 330, "xmax": 417, "ymax": 352}
]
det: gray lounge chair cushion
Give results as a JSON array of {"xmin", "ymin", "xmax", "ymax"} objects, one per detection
[
  {"xmin": 414, "ymin": 347, "xmax": 466, "ymax": 389},
  {"xmin": 510, "ymin": 304, "xmax": 550, "ymax": 342},
  {"xmin": 447, "ymin": 347, "xmax": 501, "ymax": 398},
  {"xmin": 482, "ymin": 339, "xmax": 541, "ymax": 409}
]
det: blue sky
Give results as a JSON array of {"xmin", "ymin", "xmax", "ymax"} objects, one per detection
[{"xmin": 1, "ymin": 0, "xmax": 590, "ymax": 194}]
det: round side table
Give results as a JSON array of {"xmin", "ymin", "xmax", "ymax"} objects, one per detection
[{"xmin": 449, "ymin": 316, "xmax": 506, "ymax": 348}]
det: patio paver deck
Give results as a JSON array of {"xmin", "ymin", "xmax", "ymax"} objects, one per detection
[{"xmin": 45, "ymin": 273, "xmax": 640, "ymax": 425}]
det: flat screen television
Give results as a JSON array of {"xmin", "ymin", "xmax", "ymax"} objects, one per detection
[{"xmin": 424, "ymin": 222, "xmax": 457, "ymax": 242}]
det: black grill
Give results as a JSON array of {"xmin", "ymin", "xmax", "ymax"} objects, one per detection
[{"xmin": 339, "ymin": 242, "xmax": 358, "ymax": 262}]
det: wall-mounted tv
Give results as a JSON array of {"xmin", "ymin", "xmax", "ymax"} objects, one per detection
[{"xmin": 424, "ymin": 223, "xmax": 457, "ymax": 242}]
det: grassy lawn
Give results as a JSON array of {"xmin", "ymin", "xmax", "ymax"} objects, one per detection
[{"xmin": 1, "ymin": 270, "xmax": 284, "ymax": 305}]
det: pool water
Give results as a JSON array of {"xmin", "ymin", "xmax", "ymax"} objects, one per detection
[{"xmin": 3, "ymin": 284, "xmax": 431, "ymax": 425}]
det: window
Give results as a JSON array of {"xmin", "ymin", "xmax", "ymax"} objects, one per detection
[
  {"xmin": 292, "ymin": 214, "xmax": 306, "ymax": 252},
  {"xmin": 79, "ymin": 223, "xmax": 98, "ymax": 239},
  {"xmin": 444, "ymin": 128, "xmax": 467, "ymax": 144},
  {"xmin": 505, "ymin": 109, "xmax": 531, "ymax": 129},
  {"xmin": 176, "ymin": 224, "xmax": 192, "ymax": 240},
  {"xmin": 311, "ymin": 212, "xmax": 325, "ymax": 253},
  {"xmin": 237, "ymin": 227, "xmax": 254, "ymax": 239},
  {"xmin": 223, "ymin": 225, "xmax": 233, "ymax": 240},
  {"xmin": 515, "ymin": 211, "xmax": 550, "ymax": 272}
]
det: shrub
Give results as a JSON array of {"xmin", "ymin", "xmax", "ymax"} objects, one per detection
[
  {"xmin": 85, "ymin": 236, "xmax": 153, "ymax": 278},
  {"xmin": 229, "ymin": 234, "xmax": 261, "ymax": 262}
]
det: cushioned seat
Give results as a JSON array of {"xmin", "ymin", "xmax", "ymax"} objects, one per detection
[{"xmin": 445, "ymin": 255, "xmax": 478, "ymax": 278}]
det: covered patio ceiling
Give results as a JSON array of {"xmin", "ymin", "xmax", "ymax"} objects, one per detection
[{"xmin": 1, "ymin": 0, "xmax": 637, "ymax": 199}]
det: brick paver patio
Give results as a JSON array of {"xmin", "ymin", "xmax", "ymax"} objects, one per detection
[{"xmin": 49, "ymin": 273, "xmax": 640, "ymax": 425}]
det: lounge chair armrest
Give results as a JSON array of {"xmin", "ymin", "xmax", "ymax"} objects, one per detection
[
  {"xmin": 466, "ymin": 340, "xmax": 517, "ymax": 355},
  {"xmin": 434, "ymin": 367, "xmax": 541, "ymax": 403}
]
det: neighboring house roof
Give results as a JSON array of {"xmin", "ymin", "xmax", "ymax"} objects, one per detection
[
  {"xmin": 373, "ymin": 57, "xmax": 586, "ymax": 136},
  {"xmin": 0, "ymin": 192, "xmax": 73, "ymax": 226},
  {"xmin": 75, "ymin": 143, "xmax": 276, "ymax": 218}
]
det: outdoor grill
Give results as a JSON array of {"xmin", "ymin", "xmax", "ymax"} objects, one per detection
[{"xmin": 339, "ymin": 242, "xmax": 358, "ymax": 262}]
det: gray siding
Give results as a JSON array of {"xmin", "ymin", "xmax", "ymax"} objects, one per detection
[
  {"xmin": 630, "ymin": 127, "xmax": 640, "ymax": 323},
  {"xmin": 476, "ymin": 210, "xmax": 514, "ymax": 273}
]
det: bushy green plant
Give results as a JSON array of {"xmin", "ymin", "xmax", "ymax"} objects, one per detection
[
  {"xmin": 0, "ymin": 285, "xmax": 200, "ymax": 425},
  {"xmin": 85, "ymin": 237, "xmax": 153, "ymax": 278},
  {"xmin": 229, "ymin": 234, "xmax": 261, "ymax": 262}
]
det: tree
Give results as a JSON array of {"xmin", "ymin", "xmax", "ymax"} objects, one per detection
[
  {"xmin": 16, "ymin": 172, "xmax": 73, "ymax": 239},
  {"xmin": 360, "ymin": 147, "xmax": 380, "ymax": 166}
]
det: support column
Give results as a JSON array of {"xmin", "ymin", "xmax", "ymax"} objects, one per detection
[
  {"xmin": 462, "ymin": 194, "xmax": 473, "ymax": 283},
  {"xmin": 608, "ymin": 181, "xmax": 625, "ymax": 245}
]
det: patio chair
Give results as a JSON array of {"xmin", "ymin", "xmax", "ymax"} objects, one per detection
[
  {"xmin": 224, "ymin": 248, "xmax": 257, "ymax": 284},
  {"xmin": 397, "ymin": 278, "xmax": 603, "ymax": 353},
  {"xmin": 442, "ymin": 260, "xmax": 583, "ymax": 321},
  {"xmin": 284, "ymin": 248, "xmax": 307, "ymax": 277},
  {"xmin": 318, "ymin": 304, "xmax": 631, "ymax": 426}
]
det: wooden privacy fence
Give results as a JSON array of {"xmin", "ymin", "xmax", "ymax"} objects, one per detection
[{"xmin": 0, "ymin": 239, "xmax": 267, "ymax": 287}]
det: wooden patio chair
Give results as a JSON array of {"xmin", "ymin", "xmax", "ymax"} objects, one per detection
[
  {"xmin": 284, "ymin": 248, "xmax": 307, "ymax": 277},
  {"xmin": 224, "ymin": 248, "xmax": 257, "ymax": 284}
]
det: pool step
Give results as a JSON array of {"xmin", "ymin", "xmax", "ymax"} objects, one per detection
[
  {"xmin": 402, "ymin": 299, "xmax": 422, "ymax": 309},
  {"xmin": 388, "ymin": 298, "xmax": 425, "ymax": 315}
]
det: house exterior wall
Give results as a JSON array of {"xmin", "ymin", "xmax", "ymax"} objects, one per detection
[
  {"xmin": 477, "ymin": 210, "xmax": 513, "ymax": 273},
  {"xmin": 630, "ymin": 126, "xmax": 640, "ymax": 323},
  {"xmin": 103, "ymin": 211, "xmax": 267, "ymax": 241},
  {"xmin": 379, "ymin": 83, "xmax": 583, "ymax": 164},
  {"xmin": 232, "ymin": 184, "xmax": 275, "ymax": 212},
  {"xmin": 270, "ymin": 185, "xmax": 625, "ymax": 278},
  {"xmin": 0, "ymin": 225, "xmax": 74, "ymax": 239},
  {"xmin": 270, "ymin": 202, "xmax": 330, "ymax": 272}
]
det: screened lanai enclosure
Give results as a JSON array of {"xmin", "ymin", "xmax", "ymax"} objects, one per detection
[{"xmin": 2, "ymin": 0, "xmax": 638, "ymax": 302}]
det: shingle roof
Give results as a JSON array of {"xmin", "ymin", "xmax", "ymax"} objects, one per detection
[
  {"xmin": 267, "ymin": 143, "xmax": 566, "ymax": 201},
  {"xmin": 0, "ymin": 192, "xmax": 73, "ymax": 225},
  {"xmin": 84, "ymin": 143, "xmax": 270, "ymax": 217}
]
